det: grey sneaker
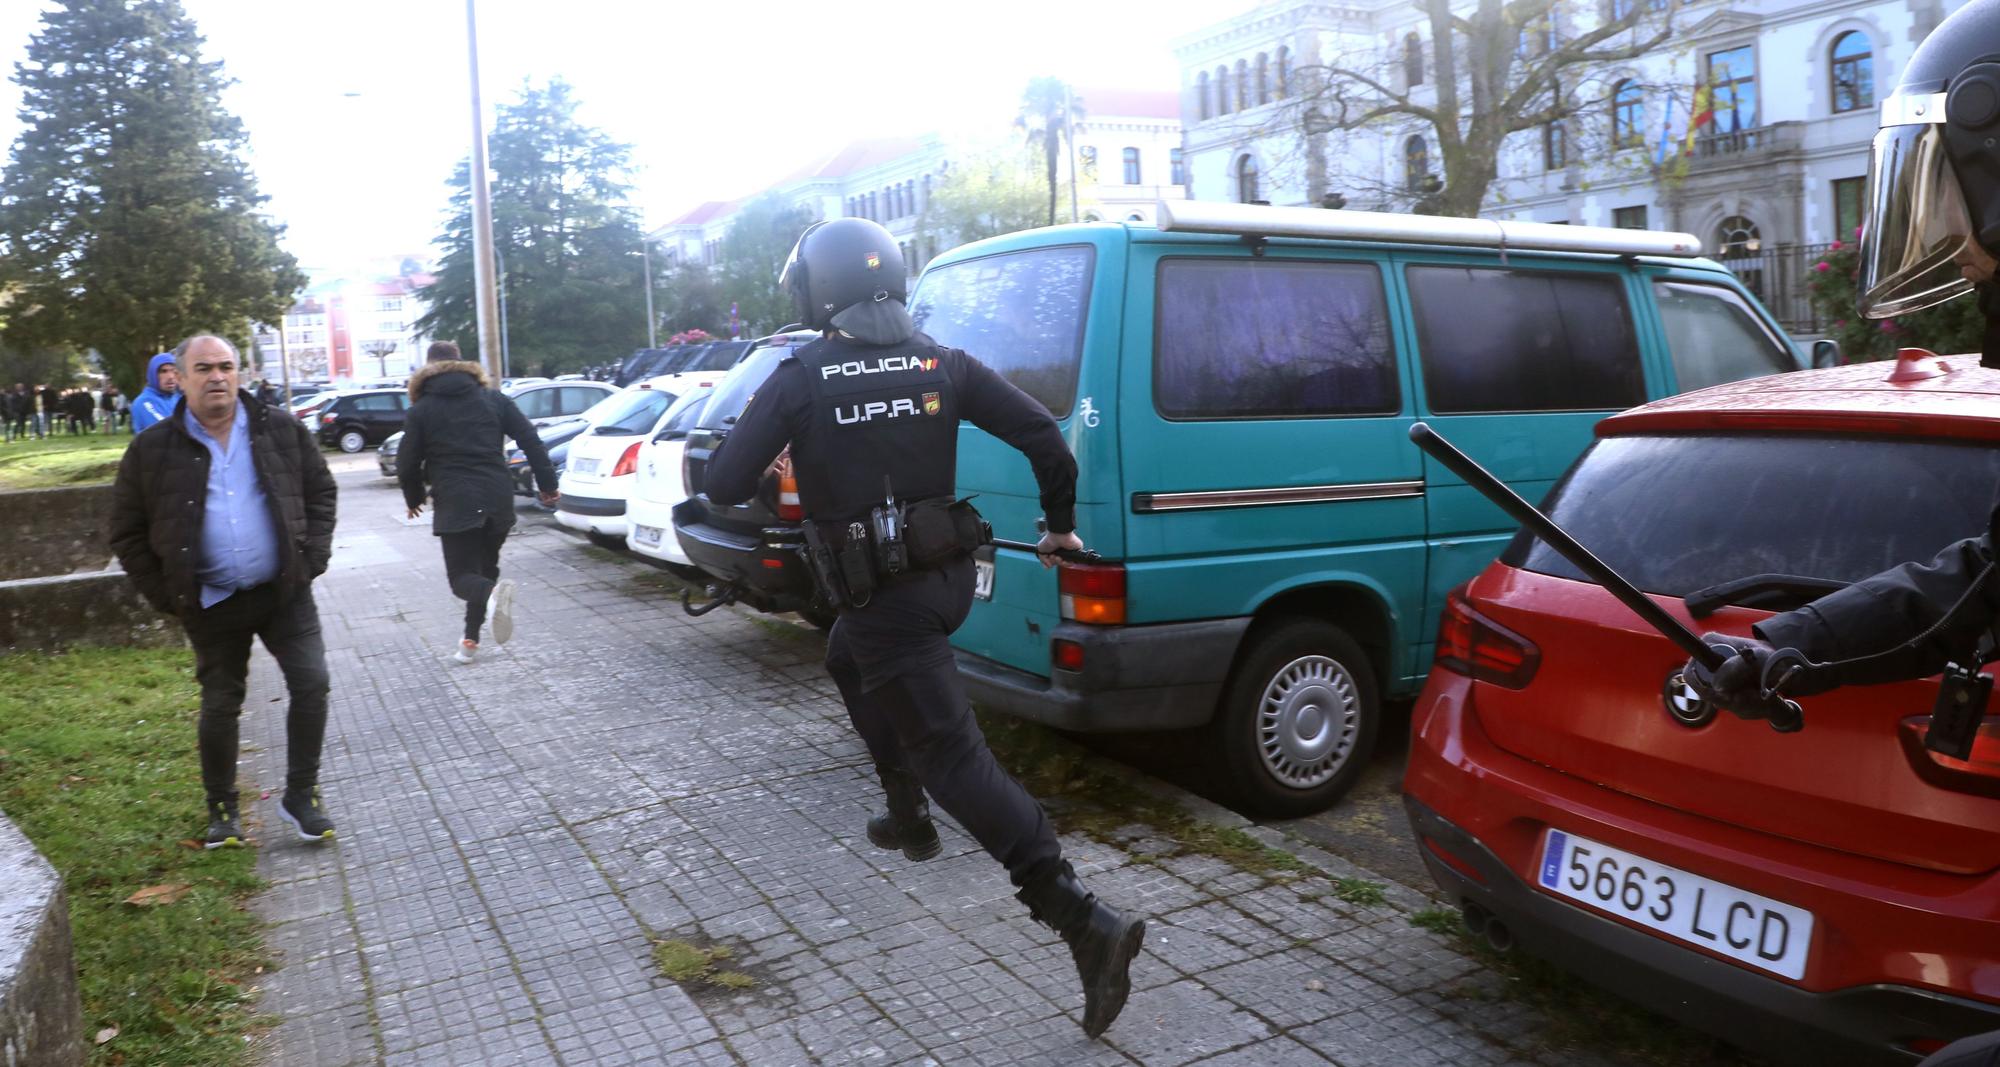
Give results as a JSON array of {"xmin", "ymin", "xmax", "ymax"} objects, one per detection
[
  {"xmin": 487, "ymin": 579, "xmax": 516, "ymax": 645},
  {"xmin": 278, "ymin": 788, "xmax": 336, "ymax": 842},
  {"xmin": 205, "ymin": 799, "xmax": 244, "ymax": 849}
]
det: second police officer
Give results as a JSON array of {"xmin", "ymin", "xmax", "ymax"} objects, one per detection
[
  {"xmin": 1685, "ymin": 0, "xmax": 2000, "ymax": 721},
  {"xmin": 702, "ymin": 217, "xmax": 1147, "ymax": 1038}
]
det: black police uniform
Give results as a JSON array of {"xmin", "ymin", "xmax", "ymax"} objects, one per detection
[
  {"xmin": 703, "ymin": 329, "xmax": 1080, "ymax": 886},
  {"xmin": 1749, "ymin": 510, "xmax": 2000, "ymax": 688}
]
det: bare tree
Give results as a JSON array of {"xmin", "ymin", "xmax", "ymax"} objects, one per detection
[{"xmin": 1256, "ymin": 0, "xmax": 1682, "ymax": 217}]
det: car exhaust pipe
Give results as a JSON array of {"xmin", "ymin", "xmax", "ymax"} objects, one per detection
[
  {"xmin": 1459, "ymin": 900, "xmax": 1489, "ymax": 936},
  {"xmin": 1484, "ymin": 918, "xmax": 1515, "ymax": 953}
]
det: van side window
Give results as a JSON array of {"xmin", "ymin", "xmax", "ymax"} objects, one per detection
[
  {"xmin": 1408, "ymin": 266, "xmax": 1643, "ymax": 413},
  {"xmin": 908, "ymin": 245, "xmax": 1094, "ymax": 417},
  {"xmin": 1652, "ymin": 281, "xmax": 1795, "ymax": 391},
  {"xmin": 1154, "ymin": 258, "xmax": 1398, "ymax": 420}
]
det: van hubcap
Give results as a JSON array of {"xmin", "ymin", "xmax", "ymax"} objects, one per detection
[{"xmin": 1256, "ymin": 655, "xmax": 1358, "ymax": 789}]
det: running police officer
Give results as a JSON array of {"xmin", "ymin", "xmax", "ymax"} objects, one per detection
[
  {"xmin": 1687, "ymin": 0, "xmax": 2000, "ymax": 721},
  {"xmin": 703, "ymin": 218, "xmax": 1146, "ymax": 1038}
]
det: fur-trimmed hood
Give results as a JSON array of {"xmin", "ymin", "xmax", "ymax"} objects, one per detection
[{"xmin": 408, "ymin": 359, "xmax": 488, "ymax": 401}]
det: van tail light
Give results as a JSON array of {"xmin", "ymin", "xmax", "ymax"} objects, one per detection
[
  {"xmin": 1058, "ymin": 562, "xmax": 1126, "ymax": 625},
  {"xmin": 1435, "ymin": 585, "xmax": 1540, "ymax": 689},
  {"xmin": 777, "ymin": 472, "xmax": 803, "ymax": 522},
  {"xmin": 1898, "ymin": 714, "xmax": 2000, "ymax": 797},
  {"xmin": 611, "ymin": 442, "xmax": 642, "ymax": 478}
]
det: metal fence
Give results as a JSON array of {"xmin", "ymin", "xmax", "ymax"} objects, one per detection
[{"xmin": 1715, "ymin": 241, "xmax": 1836, "ymax": 336}]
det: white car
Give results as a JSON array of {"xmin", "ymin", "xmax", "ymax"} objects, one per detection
[
  {"xmin": 553, "ymin": 376, "xmax": 682, "ymax": 545},
  {"xmin": 624, "ymin": 384, "xmax": 716, "ymax": 574}
]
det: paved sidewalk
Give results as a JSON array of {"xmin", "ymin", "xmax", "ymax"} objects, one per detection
[{"xmin": 237, "ymin": 467, "xmax": 1630, "ymax": 1066}]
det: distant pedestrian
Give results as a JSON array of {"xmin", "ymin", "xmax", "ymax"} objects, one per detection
[
  {"xmin": 9, "ymin": 384, "xmax": 38, "ymax": 440},
  {"xmin": 1, "ymin": 384, "xmax": 19, "ymax": 442},
  {"xmin": 107, "ymin": 334, "xmax": 340, "ymax": 849},
  {"xmin": 65, "ymin": 389, "xmax": 93, "ymax": 433},
  {"xmin": 98, "ymin": 385, "xmax": 119, "ymax": 434},
  {"xmin": 38, "ymin": 384, "xmax": 58, "ymax": 436},
  {"xmin": 129, "ymin": 353, "xmax": 179, "ymax": 433},
  {"xmin": 398, "ymin": 340, "xmax": 557, "ymax": 664}
]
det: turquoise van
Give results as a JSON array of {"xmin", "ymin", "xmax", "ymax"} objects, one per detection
[{"xmin": 907, "ymin": 201, "xmax": 1811, "ymax": 817}]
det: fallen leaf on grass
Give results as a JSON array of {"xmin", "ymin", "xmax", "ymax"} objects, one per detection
[
  {"xmin": 125, "ymin": 883, "xmax": 190, "ymax": 907},
  {"xmin": 65, "ymin": 775, "xmax": 85, "ymax": 783},
  {"xmin": 95, "ymin": 1026, "xmax": 118, "ymax": 1044},
  {"xmin": 177, "ymin": 839, "xmax": 203, "ymax": 850}
]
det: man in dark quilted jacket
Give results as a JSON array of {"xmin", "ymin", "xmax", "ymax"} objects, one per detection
[{"xmin": 108, "ymin": 334, "xmax": 340, "ymax": 850}]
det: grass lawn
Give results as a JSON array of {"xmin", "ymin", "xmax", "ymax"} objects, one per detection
[
  {"xmin": 0, "ymin": 432, "xmax": 130, "ymax": 490},
  {"xmin": 0, "ymin": 647, "xmax": 268, "ymax": 1066}
]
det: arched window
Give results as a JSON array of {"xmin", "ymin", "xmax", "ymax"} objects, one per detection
[
  {"xmin": 1716, "ymin": 214, "xmax": 1762, "ymax": 255},
  {"xmin": 1197, "ymin": 71, "xmax": 1211, "ymax": 120},
  {"xmin": 1404, "ymin": 135, "xmax": 1429, "ymax": 191},
  {"xmin": 1256, "ymin": 53, "xmax": 1270, "ymax": 105},
  {"xmin": 1236, "ymin": 59, "xmax": 1251, "ymax": 112},
  {"xmin": 1612, "ymin": 79, "xmax": 1644, "ymax": 148},
  {"xmin": 1831, "ymin": 31, "xmax": 1873, "ymax": 113},
  {"xmin": 1122, "ymin": 147, "xmax": 1141, "ymax": 185},
  {"xmin": 1276, "ymin": 46, "xmax": 1291, "ymax": 98},
  {"xmin": 1215, "ymin": 65, "xmax": 1231, "ymax": 112},
  {"xmin": 1405, "ymin": 32, "xmax": 1424, "ymax": 87},
  {"xmin": 1236, "ymin": 154, "xmax": 1260, "ymax": 203}
]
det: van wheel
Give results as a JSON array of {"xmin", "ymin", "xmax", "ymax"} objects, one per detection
[
  {"xmin": 337, "ymin": 428, "xmax": 367, "ymax": 453},
  {"xmin": 1212, "ymin": 618, "xmax": 1379, "ymax": 819}
]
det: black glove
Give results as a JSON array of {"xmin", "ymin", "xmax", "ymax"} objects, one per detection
[{"xmin": 1683, "ymin": 634, "xmax": 1771, "ymax": 710}]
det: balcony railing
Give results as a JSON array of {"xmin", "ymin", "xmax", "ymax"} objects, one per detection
[{"xmin": 1689, "ymin": 121, "xmax": 1805, "ymax": 161}]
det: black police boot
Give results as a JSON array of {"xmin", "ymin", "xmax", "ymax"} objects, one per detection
[
  {"xmin": 205, "ymin": 796, "xmax": 244, "ymax": 850},
  {"xmin": 864, "ymin": 767, "xmax": 942, "ymax": 861},
  {"xmin": 1016, "ymin": 861, "xmax": 1147, "ymax": 1038}
]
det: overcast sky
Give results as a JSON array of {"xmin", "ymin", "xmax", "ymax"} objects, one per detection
[{"xmin": 0, "ymin": 1, "xmax": 1240, "ymax": 276}]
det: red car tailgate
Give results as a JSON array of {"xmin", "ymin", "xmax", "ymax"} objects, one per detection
[{"xmin": 1467, "ymin": 564, "xmax": 2000, "ymax": 876}]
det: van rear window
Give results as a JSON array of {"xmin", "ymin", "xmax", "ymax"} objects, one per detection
[
  {"xmin": 1154, "ymin": 258, "xmax": 1398, "ymax": 420},
  {"xmin": 1409, "ymin": 265, "xmax": 1642, "ymax": 414},
  {"xmin": 909, "ymin": 245, "xmax": 1093, "ymax": 417},
  {"xmin": 1502, "ymin": 433, "xmax": 2000, "ymax": 597}
]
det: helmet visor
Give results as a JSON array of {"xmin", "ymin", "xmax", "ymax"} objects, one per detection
[{"xmin": 1858, "ymin": 119, "xmax": 1976, "ymax": 318}]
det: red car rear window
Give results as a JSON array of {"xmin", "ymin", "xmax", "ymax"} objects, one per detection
[{"xmin": 1501, "ymin": 432, "xmax": 2000, "ymax": 601}]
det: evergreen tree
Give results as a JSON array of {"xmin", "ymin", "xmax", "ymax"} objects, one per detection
[
  {"xmin": 416, "ymin": 80, "xmax": 650, "ymax": 376},
  {"xmin": 0, "ymin": 0, "xmax": 305, "ymax": 393},
  {"xmin": 717, "ymin": 193, "xmax": 816, "ymax": 337}
]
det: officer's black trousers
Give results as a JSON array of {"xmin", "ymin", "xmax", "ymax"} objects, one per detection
[{"xmin": 824, "ymin": 556, "xmax": 1062, "ymax": 886}]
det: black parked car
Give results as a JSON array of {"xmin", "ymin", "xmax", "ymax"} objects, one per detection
[
  {"xmin": 313, "ymin": 388, "xmax": 408, "ymax": 453},
  {"xmin": 507, "ymin": 414, "xmax": 599, "ymax": 499},
  {"xmin": 671, "ymin": 331, "xmax": 831, "ymax": 626}
]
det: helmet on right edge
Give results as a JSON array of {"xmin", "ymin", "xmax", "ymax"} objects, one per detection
[
  {"xmin": 1858, "ymin": 0, "xmax": 2000, "ymax": 317},
  {"xmin": 778, "ymin": 218, "xmax": 913, "ymax": 345}
]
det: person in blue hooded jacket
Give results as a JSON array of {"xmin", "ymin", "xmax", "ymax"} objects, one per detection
[{"xmin": 130, "ymin": 352, "xmax": 180, "ymax": 433}]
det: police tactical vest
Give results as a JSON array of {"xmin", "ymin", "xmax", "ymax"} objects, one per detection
[{"xmin": 794, "ymin": 333, "xmax": 959, "ymax": 522}]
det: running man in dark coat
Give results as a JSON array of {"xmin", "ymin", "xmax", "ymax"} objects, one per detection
[{"xmin": 397, "ymin": 341, "xmax": 557, "ymax": 663}]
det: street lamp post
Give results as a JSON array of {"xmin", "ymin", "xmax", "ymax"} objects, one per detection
[
  {"xmin": 495, "ymin": 244, "xmax": 512, "ymax": 378},
  {"xmin": 641, "ymin": 238, "xmax": 658, "ymax": 349},
  {"xmin": 464, "ymin": 0, "xmax": 503, "ymax": 382}
]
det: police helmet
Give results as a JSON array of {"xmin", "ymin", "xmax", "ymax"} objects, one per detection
[
  {"xmin": 1859, "ymin": 0, "xmax": 2000, "ymax": 317},
  {"xmin": 779, "ymin": 218, "xmax": 914, "ymax": 345}
]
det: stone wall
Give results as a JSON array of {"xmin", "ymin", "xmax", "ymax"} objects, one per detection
[
  {"xmin": 0, "ymin": 571, "xmax": 180, "ymax": 652},
  {"xmin": 0, "ymin": 484, "xmax": 116, "ymax": 583},
  {"xmin": 0, "ymin": 814, "xmax": 83, "ymax": 1067}
]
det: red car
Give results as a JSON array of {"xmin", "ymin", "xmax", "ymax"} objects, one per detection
[{"xmin": 1404, "ymin": 355, "xmax": 2000, "ymax": 1065}]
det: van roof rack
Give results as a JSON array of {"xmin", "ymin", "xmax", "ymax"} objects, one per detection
[{"xmin": 1154, "ymin": 200, "xmax": 1703, "ymax": 259}]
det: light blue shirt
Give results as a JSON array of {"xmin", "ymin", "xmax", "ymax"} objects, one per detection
[{"xmin": 185, "ymin": 404, "xmax": 280, "ymax": 608}]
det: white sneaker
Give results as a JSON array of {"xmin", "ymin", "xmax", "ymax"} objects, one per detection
[
  {"xmin": 487, "ymin": 579, "xmax": 516, "ymax": 645},
  {"xmin": 452, "ymin": 639, "xmax": 477, "ymax": 664}
]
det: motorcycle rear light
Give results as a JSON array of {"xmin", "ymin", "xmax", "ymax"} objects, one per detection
[
  {"xmin": 1052, "ymin": 638, "xmax": 1085, "ymax": 672},
  {"xmin": 611, "ymin": 442, "xmax": 642, "ymax": 478},
  {"xmin": 777, "ymin": 472, "xmax": 803, "ymax": 522},
  {"xmin": 1058, "ymin": 562, "xmax": 1126, "ymax": 625},
  {"xmin": 1435, "ymin": 586, "xmax": 1540, "ymax": 689}
]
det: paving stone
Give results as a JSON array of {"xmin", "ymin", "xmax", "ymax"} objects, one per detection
[
  {"xmin": 1309, "ymin": 914, "xmax": 1486, "ymax": 996},
  {"xmin": 254, "ymin": 949, "xmax": 366, "ymax": 1014},
  {"xmin": 1187, "ymin": 1034, "xmax": 1340, "ymax": 1065},
  {"xmin": 1200, "ymin": 949, "xmax": 1395, "ymax": 1030},
  {"xmin": 517, "ymin": 939, "xmax": 663, "ymax": 1015},
  {"xmin": 249, "ymin": 872, "xmax": 345, "ymax": 924},
  {"xmin": 1098, "ymin": 977, "xmax": 1275, "ymax": 1067},
  {"xmin": 543, "ymin": 987, "xmax": 722, "ymax": 1063},
  {"xmin": 359, "ymin": 922, "xmax": 510, "ymax": 995},
  {"xmin": 375, "ymin": 967, "xmax": 537, "ymax": 1053},
  {"xmin": 251, "ymin": 998, "xmax": 374, "ymax": 1067},
  {"xmin": 381, "ymin": 1019, "xmax": 554, "ymax": 1066},
  {"xmin": 1296, "ymin": 999, "xmax": 1521, "ymax": 1066},
  {"xmin": 264, "ymin": 908, "xmax": 355, "ymax": 966}
]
